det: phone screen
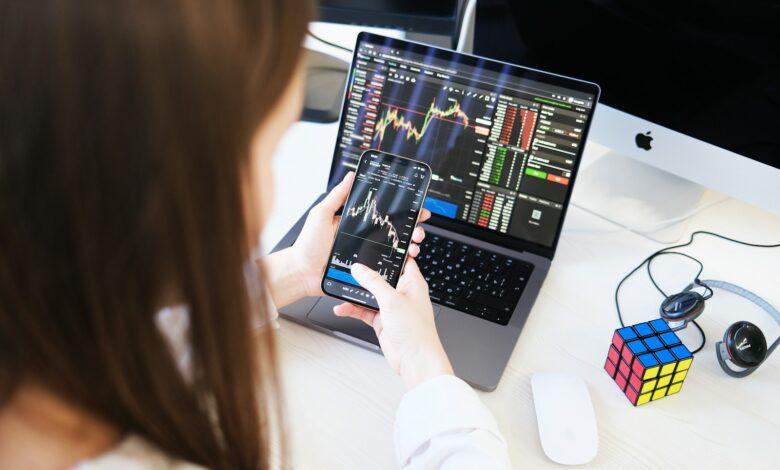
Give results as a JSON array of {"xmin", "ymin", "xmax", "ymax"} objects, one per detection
[{"xmin": 322, "ymin": 150, "xmax": 431, "ymax": 310}]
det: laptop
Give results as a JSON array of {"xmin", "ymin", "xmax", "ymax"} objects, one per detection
[{"xmin": 272, "ymin": 32, "xmax": 600, "ymax": 391}]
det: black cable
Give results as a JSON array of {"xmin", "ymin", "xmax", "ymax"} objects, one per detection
[
  {"xmin": 614, "ymin": 230, "xmax": 780, "ymax": 354},
  {"xmin": 690, "ymin": 320, "xmax": 706, "ymax": 354},
  {"xmin": 307, "ymin": 30, "xmax": 352, "ymax": 53},
  {"xmin": 645, "ymin": 251, "xmax": 706, "ymax": 298}
]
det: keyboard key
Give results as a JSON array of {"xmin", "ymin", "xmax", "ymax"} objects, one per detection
[
  {"xmin": 429, "ymin": 290, "xmax": 444, "ymax": 302},
  {"xmin": 418, "ymin": 234, "xmax": 534, "ymax": 326},
  {"xmin": 476, "ymin": 294, "xmax": 513, "ymax": 313}
]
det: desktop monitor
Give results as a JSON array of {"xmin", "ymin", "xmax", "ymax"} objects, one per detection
[
  {"xmin": 318, "ymin": 1, "xmax": 463, "ymax": 42},
  {"xmin": 506, "ymin": 0, "xmax": 780, "ymax": 222}
]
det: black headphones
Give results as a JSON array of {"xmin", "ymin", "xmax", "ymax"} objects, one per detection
[
  {"xmin": 660, "ymin": 279, "xmax": 779, "ymax": 378},
  {"xmin": 615, "ymin": 231, "xmax": 780, "ymax": 379}
]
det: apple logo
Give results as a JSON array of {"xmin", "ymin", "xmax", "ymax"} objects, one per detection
[{"xmin": 635, "ymin": 131, "xmax": 653, "ymax": 150}]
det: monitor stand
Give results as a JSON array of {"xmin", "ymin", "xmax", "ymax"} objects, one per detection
[
  {"xmin": 301, "ymin": 48, "xmax": 349, "ymax": 123},
  {"xmin": 572, "ymin": 151, "xmax": 708, "ymax": 243}
]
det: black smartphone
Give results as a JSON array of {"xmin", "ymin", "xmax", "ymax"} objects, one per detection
[{"xmin": 321, "ymin": 150, "xmax": 431, "ymax": 310}]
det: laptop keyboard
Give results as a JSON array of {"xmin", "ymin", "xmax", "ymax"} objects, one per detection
[{"xmin": 417, "ymin": 234, "xmax": 534, "ymax": 326}]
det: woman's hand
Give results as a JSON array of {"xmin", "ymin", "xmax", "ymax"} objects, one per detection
[
  {"xmin": 333, "ymin": 259, "xmax": 453, "ymax": 389},
  {"xmin": 263, "ymin": 171, "xmax": 431, "ymax": 308}
]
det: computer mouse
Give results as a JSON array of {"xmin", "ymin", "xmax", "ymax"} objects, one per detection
[{"xmin": 531, "ymin": 373, "xmax": 598, "ymax": 465}]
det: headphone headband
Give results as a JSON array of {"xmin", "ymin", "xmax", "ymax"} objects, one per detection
[{"xmin": 699, "ymin": 280, "xmax": 780, "ymax": 326}]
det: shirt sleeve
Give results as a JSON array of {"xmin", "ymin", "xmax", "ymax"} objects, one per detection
[{"xmin": 394, "ymin": 374, "xmax": 512, "ymax": 470}]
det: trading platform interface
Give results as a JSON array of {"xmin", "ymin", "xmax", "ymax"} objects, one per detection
[
  {"xmin": 330, "ymin": 37, "xmax": 596, "ymax": 247},
  {"xmin": 323, "ymin": 151, "xmax": 430, "ymax": 309}
]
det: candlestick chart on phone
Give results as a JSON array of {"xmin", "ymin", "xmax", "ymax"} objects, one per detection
[{"xmin": 330, "ymin": 160, "xmax": 423, "ymax": 283}]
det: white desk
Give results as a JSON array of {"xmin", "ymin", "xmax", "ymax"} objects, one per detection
[{"xmin": 264, "ymin": 118, "xmax": 780, "ymax": 468}]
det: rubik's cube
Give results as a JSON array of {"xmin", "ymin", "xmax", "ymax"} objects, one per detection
[{"xmin": 604, "ymin": 319, "xmax": 693, "ymax": 406}]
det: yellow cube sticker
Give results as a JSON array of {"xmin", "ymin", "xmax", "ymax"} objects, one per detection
[
  {"xmin": 652, "ymin": 387, "xmax": 668, "ymax": 400},
  {"xmin": 673, "ymin": 370, "xmax": 688, "ymax": 383},
  {"xmin": 677, "ymin": 358, "xmax": 692, "ymax": 371},
  {"xmin": 641, "ymin": 380, "xmax": 657, "ymax": 393},
  {"xmin": 667, "ymin": 382, "xmax": 683, "ymax": 395},
  {"xmin": 660, "ymin": 363, "xmax": 676, "ymax": 376},
  {"xmin": 657, "ymin": 375, "xmax": 672, "ymax": 388},
  {"xmin": 643, "ymin": 366, "xmax": 659, "ymax": 380},
  {"xmin": 637, "ymin": 392, "xmax": 652, "ymax": 405}
]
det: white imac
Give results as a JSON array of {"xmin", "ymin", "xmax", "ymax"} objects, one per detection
[
  {"xmin": 575, "ymin": 105, "xmax": 780, "ymax": 239},
  {"xmin": 506, "ymin": 0, "xmax": 780, "ymax": 240}
]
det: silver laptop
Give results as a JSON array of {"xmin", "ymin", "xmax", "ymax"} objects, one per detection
[{"xmin": 272, "ymin": 33, "xmax": 600, "ymax": 391}]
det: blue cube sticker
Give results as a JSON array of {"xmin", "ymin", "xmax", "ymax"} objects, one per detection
[
  {"xmin": 671, "ymin": 344, "xmax": 692, "ymax": 360},
  {"xmin": 627, "ymin": 340, "xmax": 648, "ymax": 355},
  {"xmin": 649, "ymin": 318, "xmax": 671, "ymax": 333},
  {"xmin": 654, "ymin": 349, "xmax": 675, "ymax": 364},
  {"xmin": 634, "ymin": 322, "xmax": 654, "ymax": 338},
  {"xmin": 643, "ymin": 336, "xmax": 664, "ymax": 351},
  {"xmin": 660, "ymin": 331, "xmax": 681, "ymax": 346},
  {"xmin": 638, "ymin": 353, "xmax": 660, "ymax": 368},
  {"xmin": 618, "ymin": 326, "xmax": 638, "ymax": 341}
]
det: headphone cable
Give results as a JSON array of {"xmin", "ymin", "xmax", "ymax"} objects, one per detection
[{"xmin": 614, "ymin": 230, "xmax": 780, "ymax": 354}]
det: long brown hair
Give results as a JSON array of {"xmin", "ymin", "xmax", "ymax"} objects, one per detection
[{"xmin": 0, "ymin": 0, "xmax": 311, "ymax": 467}]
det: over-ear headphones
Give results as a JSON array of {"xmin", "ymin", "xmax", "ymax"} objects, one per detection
[
  {"xmin": 614, "ymin": 230, "xmax": 780, "ymax": 379},
  {"xmin": 660, "ymin": 279, "xmax": 780, "ymax": 378}
]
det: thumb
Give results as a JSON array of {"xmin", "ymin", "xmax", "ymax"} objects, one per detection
[
  {"xmin": 351, "ymin": 263, "xmax": 395, "ymax": 304},
  {"xmin": 398, "ymin": 258, "xmax": 428, "ymax": 297},
  {"xmin": 317, "ymin": 171, "xmax": 354, "ymax": 216}
]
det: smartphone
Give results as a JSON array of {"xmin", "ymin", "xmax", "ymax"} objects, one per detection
[{"xmin": 321, "ymin": 150, "xmax": 431, "ymax": 310}]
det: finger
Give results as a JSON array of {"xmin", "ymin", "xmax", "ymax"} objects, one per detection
[
  {"xmin": 408, "ymin": 243, "xmax": 420, "ymax": 257},
  {"xmin": 350, "ymin": 263, "xmax": 395, "ymax": 304},
  {"xmin": 315, "ymin": 171, "xmax": 355, "ymax": 216},
  {"xmin": 398, "ymin": 258, "xmax": 428, "ymax": 296},
  {"xmin": 411, "ymin": 226, "xmax": 425, "ymax": 243},
  {"xmin": 419, "ymin": 208, "xmax": 432, "ymax": 222},
  {"xmin": 333, "ymin": 302, "xmax": 377, "ymax": 326},
  {"xmin": 402, "ymin": 256, "xmax": 422, "ymax": 276}
]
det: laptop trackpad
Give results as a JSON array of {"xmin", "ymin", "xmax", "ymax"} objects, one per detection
[
  {"xmin": 307, "ymin": 297, "xmax": 442, "ymax": 348},
  {"xmin": 307, "ymin": 297, "xmax": 378, "ymax": 347}
]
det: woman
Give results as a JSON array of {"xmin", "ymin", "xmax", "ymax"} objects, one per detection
[{"xmin": 0, "ymin": 0, "xmax": 510, "ymax": 468}]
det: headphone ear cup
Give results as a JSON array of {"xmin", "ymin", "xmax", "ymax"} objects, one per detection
[
  {"xmin": 660, "ymin": 291, "xmax": 705, "ymax": 322},
  {"xmin": 716, "ymin": 340, "xmax": 758, "ymax": 378},
  {"xmin": 723, "ymin": 321, "xmax": 768, "ymax": 368}
]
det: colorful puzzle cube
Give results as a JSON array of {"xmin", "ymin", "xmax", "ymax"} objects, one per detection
[{"xmin": 604, "ymin": 319, "xmax": 693, "ymax": 406}]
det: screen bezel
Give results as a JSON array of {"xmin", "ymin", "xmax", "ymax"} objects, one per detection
[
  {"xmin": 322, "ymin": 149, "xmax": 432, "ymax": 310},
  {"xmin": 326, "ymin": 32, "xmax": 601, "ymax": 260}
]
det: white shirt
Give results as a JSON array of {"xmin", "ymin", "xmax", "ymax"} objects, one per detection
[
  {"xmin": 76, "ymin": 307, "xmax": 512, "ymax": 469},
  {"xmin": 394, "ymin": 374, "xmax": 511, "ymax": 469}
]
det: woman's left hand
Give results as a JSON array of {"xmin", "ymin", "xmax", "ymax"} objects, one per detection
[{"xmin": 263, "ymin": 171, "xmax": 431, "ymax": 308}]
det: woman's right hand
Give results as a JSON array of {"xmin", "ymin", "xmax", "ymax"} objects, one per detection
[{"xmin": 333, "ymin": 259, "xmax": 453, "ymax": 389}]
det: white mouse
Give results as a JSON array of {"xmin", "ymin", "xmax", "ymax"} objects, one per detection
[{"xmin": 531, "ymin": 373, "xmax": 599, "ymax": 465}]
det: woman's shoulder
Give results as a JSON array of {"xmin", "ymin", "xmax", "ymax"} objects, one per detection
[{"xmin": 74, "ymin": 435, "xmax": 206, "ymax": 470}]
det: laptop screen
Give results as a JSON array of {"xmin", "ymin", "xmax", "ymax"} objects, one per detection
[{"xmin": 328, "ymin": 33, "xmax": 599, "ymax": 252}]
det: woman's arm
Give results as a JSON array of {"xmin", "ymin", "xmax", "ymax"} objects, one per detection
[
  {"xmin": 395, "ymin": 375, "xmax": 511, "ymax": 470},
  {"xmin": 333, "ymin": 262, "xmax": 512, "ymax": 469},
  {"xmin": 261, "ymin": 247, "xmax": 311, "ymax": 309}
]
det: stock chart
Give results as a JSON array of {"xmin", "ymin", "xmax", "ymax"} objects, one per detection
[
  {"xmin": 369, "ymin": 78, "xmax": 494, "ymax": 218},
  {"xmin": 325, "ymin": 152, "xmax": 428, "ymax": 294},
  {"xmin": 333, "ymin": 40, "xmax": 595, "ymax": 247}
]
